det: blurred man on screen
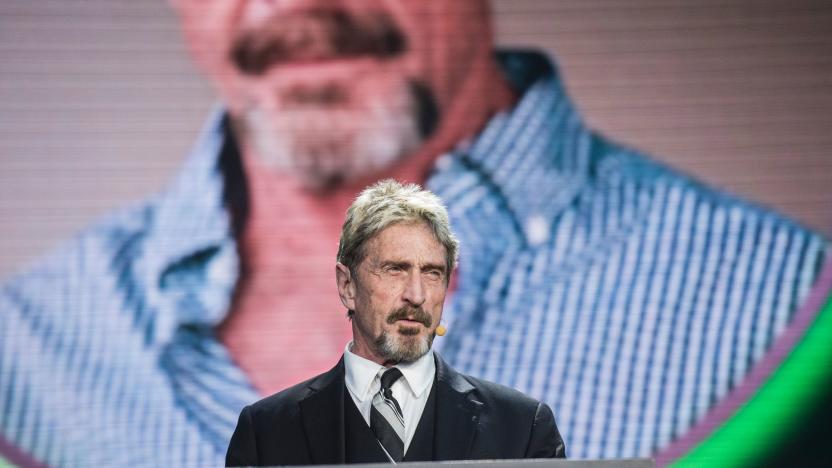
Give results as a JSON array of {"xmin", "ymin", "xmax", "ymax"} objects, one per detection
[{"xmin": 0, "ymin": 0, "xmax": 827, "ymax": 466}]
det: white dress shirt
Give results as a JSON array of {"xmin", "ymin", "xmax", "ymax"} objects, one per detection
[{"xmin": 343, "ymin": 342, "xmax": 436, "ymax": 452}]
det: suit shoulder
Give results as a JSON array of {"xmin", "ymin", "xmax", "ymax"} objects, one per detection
[
  {"xmin": 436, "ymin": 356, "xmax": 545, "ymax": 414},
  {"xmin": 246, "ymin": 368, "xmax": 338, "ymax": 418},
  {"xmin": 462, "ymin": 374, "xmax": 543, "ymax": 414},
  {"xmin": 248, "ymin": 376, "xmax": 313, "ymax": 413}
]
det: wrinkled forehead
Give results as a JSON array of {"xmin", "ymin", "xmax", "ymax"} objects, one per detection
[{"xmin": 364, "ymin": 221, "xmax": 448, "ymax": 261}]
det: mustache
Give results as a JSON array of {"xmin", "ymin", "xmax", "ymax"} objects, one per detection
[
  {"xmin": 386, "ymin": 306, "xmax": 433, "ymax": 328},
  {"xmin": 231, "ymin": 9, "xmax": 407, "ymax": 75}
]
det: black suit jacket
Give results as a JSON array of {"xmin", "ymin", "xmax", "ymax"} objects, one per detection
[{"xmin": 226, "ymin": 354, "xmax": 566, "ymax": 466}]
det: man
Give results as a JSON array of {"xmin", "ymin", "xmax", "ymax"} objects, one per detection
[
  {"xmin": 225, "ymin": 180, "xmax": 566, "ymax": 466},
  {"xmin": 0, "ymin": 0, "xmax": 827, "ymax": 466}
]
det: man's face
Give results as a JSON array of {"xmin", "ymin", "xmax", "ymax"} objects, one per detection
[
  {"xmin": 173, "ymin": 0, "xmax": 492, "ymax": 190},
  {"xmin": 341, "ymin": 221, "xmax": 449, "ymax": 363}
]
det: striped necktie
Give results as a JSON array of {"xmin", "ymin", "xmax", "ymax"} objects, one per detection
[{"xmin": 371, "ymin": 367, "xmax": 405, "ymax": 461}]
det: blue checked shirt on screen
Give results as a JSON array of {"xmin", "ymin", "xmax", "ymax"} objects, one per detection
[{"xmin": 0, "ymin": 51, "xmax": 827, "ymax": 466}]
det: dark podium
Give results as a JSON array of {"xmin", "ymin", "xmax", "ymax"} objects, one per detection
[{"xmin": 311, "ymin": 459, "xmax": 654, "ymax": 468}]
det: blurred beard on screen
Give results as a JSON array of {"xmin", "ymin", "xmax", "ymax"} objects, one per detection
[
  {"xmin": 230, "ymin": 9, "xmax": 435, "ymax": 191},
  {"xmin": 243, "ymin": 78, "xmax": 425, "ymax": 190}
]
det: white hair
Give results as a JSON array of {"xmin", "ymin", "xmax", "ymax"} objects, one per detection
[{"xmin": 337, "ymin": 179, "xmax": 459, "ymax": 281}]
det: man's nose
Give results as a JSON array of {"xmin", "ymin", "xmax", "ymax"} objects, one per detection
[
  {"xmin": 244, "ymin": 0, "xmax": 342, "ymax": 18},
  {"xmin": 402, "ymin": 273, "xmax": 426, "ymax": 307}
]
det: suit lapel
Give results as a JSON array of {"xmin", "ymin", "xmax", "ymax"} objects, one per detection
[
  {"xmin": 298, "ymin": 358, "xmax": 346, "ymax": 464},
  {"xmin": 433, "ymin": 355, "xmax": 483, "ymax": 460}
]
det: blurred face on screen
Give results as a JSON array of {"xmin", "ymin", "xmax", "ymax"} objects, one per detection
[
  {"xmin": 338, "ymin": 221, "xmax": 448, "ymax": 364},
  {"xmin": 173, "ymin": 0, "xmax": 492, "ymax": 190}
]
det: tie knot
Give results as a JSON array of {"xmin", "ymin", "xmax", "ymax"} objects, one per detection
[{"xmin": 379, "ymin": 367, "xmax": 403, "ymax": 391}]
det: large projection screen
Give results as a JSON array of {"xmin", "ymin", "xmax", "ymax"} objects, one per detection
[{"xmin": 1, "ymin": 1, "xmax": 831, "ymax": 467}]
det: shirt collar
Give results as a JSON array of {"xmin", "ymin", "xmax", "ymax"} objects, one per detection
[
  {"xmin": 138, "ymin": 106, "xmax": 241, "ymax": 345},
  {"xmin": 145, "ymin": 107, "xmax": 233, "ymax": 276},
  {"xmin": 343, "ymin": 342, "xmax": 436, "ymax": 401},
  {"xmin": 396, "ymin": 346, "xmax": 436, "ymax": 398},
  {"xmin": 429, "ymin": 50, "xmax": 592, "ymax": 248}
]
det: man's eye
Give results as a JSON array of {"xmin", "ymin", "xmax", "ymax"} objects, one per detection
[{"xmin": 425, "ymin": 270, "xmax": 443, "ymax": 280}]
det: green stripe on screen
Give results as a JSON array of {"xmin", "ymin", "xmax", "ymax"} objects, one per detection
[
  {"xmin": 0, "ymin": 455, "xmax": 14, "ymax": 468},
  {"xmin": 672, "ymin": 293, "xmax": 832, "ymax": 467}
]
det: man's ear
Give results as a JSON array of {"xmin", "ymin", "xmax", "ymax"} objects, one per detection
[{"xmin": 335, "ymin": 263, "xmax": 356, "ymax": 311}]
